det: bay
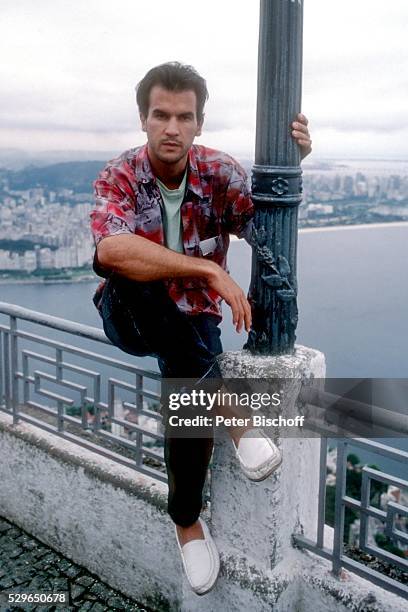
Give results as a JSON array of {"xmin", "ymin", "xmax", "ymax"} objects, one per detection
[{"xmin": 1, "ymin": 223, "xmax": 407, "ymax": 477}]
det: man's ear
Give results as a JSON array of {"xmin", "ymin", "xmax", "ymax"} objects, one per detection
[
  {"xmin": 140, "ymin": 113, "xmax": 147, "ymax": 132},
  {"xmin": 196, "ymin": 114, "xmax": 204, "ymax": 137}
]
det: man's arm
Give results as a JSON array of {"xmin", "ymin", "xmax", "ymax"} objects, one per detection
[{"xmin": 97, "ymin": 234, "xmax": 252, "ymax": 333}]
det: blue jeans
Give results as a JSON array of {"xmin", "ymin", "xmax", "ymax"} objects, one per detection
[{"xmin": 98, "ymin": 275, "xmax": 223, "ymax": 526}]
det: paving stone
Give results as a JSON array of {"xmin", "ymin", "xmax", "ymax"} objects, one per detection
[
  {"xmin": 89, "ymin": 603, "xmax": 107, "ymax": 612},
  {"xmin": 76, "ymin": 575, "xmax": 96, "ymax": 588},
  {"xmin": 5, "ymin": 527, "xmax": 22, "ymax": 537},
  {"xmin": 11, "ymin": 567, "xmax": 37, "ymax": 584},
  {"xmin": 43, "ymin": 566, "xmax": 61, "ymax": 578},
  {"xmin": 0, "ymin": 519, "xmax": 154, "ymax": 612},
  {"xmin": 8, "ymin": 547, "xmax": 24, "ymax": 559},
  {"xmin": 22, "ymin": 540, "xmax": 39, "ymax": 551},
  {"xmin": 26, "ymin": 574, "xmax": 50, "ymax": 590},
  {"xmin": 48, "ymin": 576, "xmax": 69, "ymax": 592},
  {"xmin": 107, "ymin": 595, "xmax": 129, "ymax": 609},
  {"xmin": 64, "ymin": 564, "xmax": 82, "ymax": 578},
  {"xmin": 88, "ymin": 582, "xmax": 115, "ymax": 602},
  {"xmin": 0, "ymin": 575, "xmax": 15, "ymax": 588},
  {"xmin": 0, "ymin": 520, "xmax": 12, "ymax": 533},
  {"xmin": 41, "ymin": 552, "xmax": 58, "ymax": 565},
  {"xmin": 77, "ymin": 602, "xmax": 94, "ymax": 611},
  {"xmin": 71, "ymin": 583, "xmax": 87, "ymax": 601},
  {"xmin": 54, "ymin": 558, "xmax": 72, "ymax": 572},
  {"xmin": 15, "ymin": 551, "xmax": 39, "ymax": 565},
  {"xmin": 32, "ymin": 546, "xmax": 50, "ymax": 558}
]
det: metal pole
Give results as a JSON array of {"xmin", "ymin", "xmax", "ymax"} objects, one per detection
[{"xmin": 245, "ymin": 0, "xmax": 304, "ymax": 355}]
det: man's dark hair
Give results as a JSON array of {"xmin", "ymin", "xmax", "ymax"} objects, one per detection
[{"xmin": 136, "ymin": 61, "xmax": 209, "ymax": 123}]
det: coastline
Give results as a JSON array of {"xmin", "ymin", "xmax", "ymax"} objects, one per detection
[
  {"xmin": 0, "ymin": 275, "xmax": 97, "ymax": 286},
  {"xmin": 1, "ymin": 220, "xmax": 408, "ymax": 285},
  {"xmin": 230, "ymin": 219, "xmax": 408, "ymax": 242}
]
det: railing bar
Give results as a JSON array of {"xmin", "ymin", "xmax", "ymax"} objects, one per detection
[
  {"xmin": 32, "ymin": 383, "xmax": 74, "ymax": 405},
  {"xmin": 10, "ymin": 316, "xmax": 19, "ymax": 424},
  {"xmin": 57, "ymin": 362, "xmax": 100, "ymax": 377},
  {"xmin": 362, "ymin": 466, "xmax": 408, "ymax": 489},
  {"xmin": 293, "ymin": 535, "xmax": 408, "ymax": 599},
  {"xmin": 122, "ymin": 408, "xmax": 162, "ymax": 422},
  {"xmin": 347, "ymin": 438, "xmax": 408, "ymax": 462},
  {"xmin": 316, "ymin": 437, "xmax": 327, "ymax": 548},
  {"xmin": 12, "ymin": 412, "xmax": 167, "ymax": 483},
  {"xmin": 340, "ymin": 556, "xmax": 408, "ymax": 599},
  {"xmin": 0, "ymin": 302, "xmax": 111, "ymax": 341},
  {"xmin": 21, "ymin": 350, "xmax": 56, "ymax": 365},
  {"xmin": 11, "ymin": 328, "xmax": 160, "ymax": 379},
  {"xmin": 3, "ymin": 332, "xmax": 10, "ymax": 411},
  {"xmin": 123, "ymin": 403, "xmax": 160, "ymax": 416},
  {"xmin": 332, "ymin": 440, "xmax": 347, "ymax": 576},
  {"xmin": 142, "ymin": 447, "xmax": 164, "ymax": 461},
  {"xmin": 343, "ymin": 496, "xmax": 387, "ymax": 520},
  {"xmin": 30, "ymin": 371, "xmax": 87, "ymax": 393},
  {"xmin": 25, "ymin": 400, "xmax": 58, "ymax": 416},
  {"xmin": 96, "ymin": 425, "xmax": 163, "ymax": 446},
  {"xmin": 362, "ymin": 541, "xmax": 408, "ymax": 571},
  {"xmin": 109, "ymin": 418, "xmax": 163, "ymax": 439},
  {"xmin": 359, "ymin": 470, "xmax": 370, "ymax": 555},
  {"xmin": 292, "ymin": 534, "xmax": 333, "ymax": 558},
  {"xmin": 0, "ymin": 331, "xmax": 3, "ymax": 405}
]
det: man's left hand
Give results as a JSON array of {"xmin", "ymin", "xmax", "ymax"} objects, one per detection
[{"xmin": 291, "ymin": 113, "xmax": 312, "ymax": 160}]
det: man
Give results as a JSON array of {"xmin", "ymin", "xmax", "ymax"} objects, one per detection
[{"xmin": 90, "ymin": 62, "xmax": 311, "ymax": 595}]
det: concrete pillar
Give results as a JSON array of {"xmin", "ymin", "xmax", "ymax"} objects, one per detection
[{"xmin": 181, "ymin": 346, "xmax": 325, "ymax": 610}]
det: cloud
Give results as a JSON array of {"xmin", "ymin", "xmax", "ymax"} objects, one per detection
[{"xmin": 1, "ymin": 0, "xmax": 408, "ymax": 158}]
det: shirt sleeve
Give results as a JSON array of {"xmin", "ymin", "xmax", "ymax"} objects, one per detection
[
  {"xmin": 223, "ymin": 160, "xmax": 254, "ymax": 245},
  {"xmin": 90, "ymin": 158, "xmax": 137, "ymax": 246}
]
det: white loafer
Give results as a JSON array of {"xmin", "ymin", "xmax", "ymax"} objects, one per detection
[
  {"xmin": 175, "ymin": 518, "xmax": 220, "ymax": 596},
  {"xmin": 233, "ymin": 428, "xmax": 282, "ymax": 481}
]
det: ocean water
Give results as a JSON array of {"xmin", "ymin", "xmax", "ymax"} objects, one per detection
[
  {"xmin": 1, "ymin": 223, "xmax": 407, "ymax": 476},
  {"xmin": 2, "ymin": 223, "xmax": 406, "ymax": 378}
]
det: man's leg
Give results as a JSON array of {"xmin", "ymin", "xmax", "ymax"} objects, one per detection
[
  {"xmin": 159, "ymin": 314, "xmax": 223, "ymax": 540},
  {"xmin": 100, "ymin": 276, "xmax": 222, "ymax": 534},
  {"xmin": 100, "ymin": 275, "xmax": 221, "ymax": 378}
]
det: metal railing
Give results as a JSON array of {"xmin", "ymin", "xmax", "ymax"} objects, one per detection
[
  {"xmin": 0, "ymin": 302, "xmax": 166, "ymax": 483},
  {"xmin": 1, "ymin": 302, "xmax": 407, "ymax": 598},
  {"xmin": 293, "ymin": 437, "xmax": 408, "ymax": 599}
]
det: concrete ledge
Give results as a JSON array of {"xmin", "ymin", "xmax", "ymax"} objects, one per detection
[
  {"xmin": 0, "ymin": 411, "xmax": 166, "ymax": 509},
  {"xmin": 299, "ymin": 551, "xmax": 408, "ymax": 612},
  {"xmin": 0, "ymin": 410, "xmax": 178, "ymax": 611},
  {"xmin": 1, "ymin": 341, "xmax": 406, "ymax": 612}
]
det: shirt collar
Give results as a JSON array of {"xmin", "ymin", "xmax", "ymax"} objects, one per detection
[{"xmin": 134, "ymin": 143, "xmax": 203, "ymax": 198}]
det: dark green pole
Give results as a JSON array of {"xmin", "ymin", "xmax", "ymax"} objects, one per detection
[{"xmin": 245, "ymin": 0, "xmax": 304, "ymax": 355}]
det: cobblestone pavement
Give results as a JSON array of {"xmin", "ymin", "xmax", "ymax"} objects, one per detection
[{"xmin": 0, "ymin": 517, "xmax": 154, "ymax": 611}]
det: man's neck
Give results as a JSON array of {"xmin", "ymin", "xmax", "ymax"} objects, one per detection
[{"xmin": 147, "ymin": 146, "xmax": 188, "ymax": 190}]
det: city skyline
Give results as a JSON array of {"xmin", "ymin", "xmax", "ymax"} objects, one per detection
[{"xmin": 1, "ymin": 1, "xmax": 408, "ymax": 161}]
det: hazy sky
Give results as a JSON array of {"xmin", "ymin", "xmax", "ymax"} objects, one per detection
[{"xmin": 1, "ymin": 0, "xmax": 407, "ymax": 160}]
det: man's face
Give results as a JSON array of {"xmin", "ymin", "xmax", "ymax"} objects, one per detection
[{"xmin": 140, "ymin": 85, "xmax": 203, "ymax": 168}]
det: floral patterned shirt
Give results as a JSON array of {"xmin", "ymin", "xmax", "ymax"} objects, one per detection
[{"xmin": 90, "ymin": 143, "xmax": 254, "ymax": 318}]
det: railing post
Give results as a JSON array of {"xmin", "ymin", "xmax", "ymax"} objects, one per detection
[
  {"xmin": 10, "ymin": 315, "xmax": 19, "ymax": 424},
  {"xmin": 3, "ymin": 331, "xmax": 11, "ymax": 413},
  {"xmin": 56, "ymin": 348, "xmax": 64, "ymax": 432},
  {"xmin": 332, "ymin": 440, "xmax": 347, "ymax": 576},
  {"xmin": 0, "ymin": 331, "xmax": 4, "ymax": 408}
]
